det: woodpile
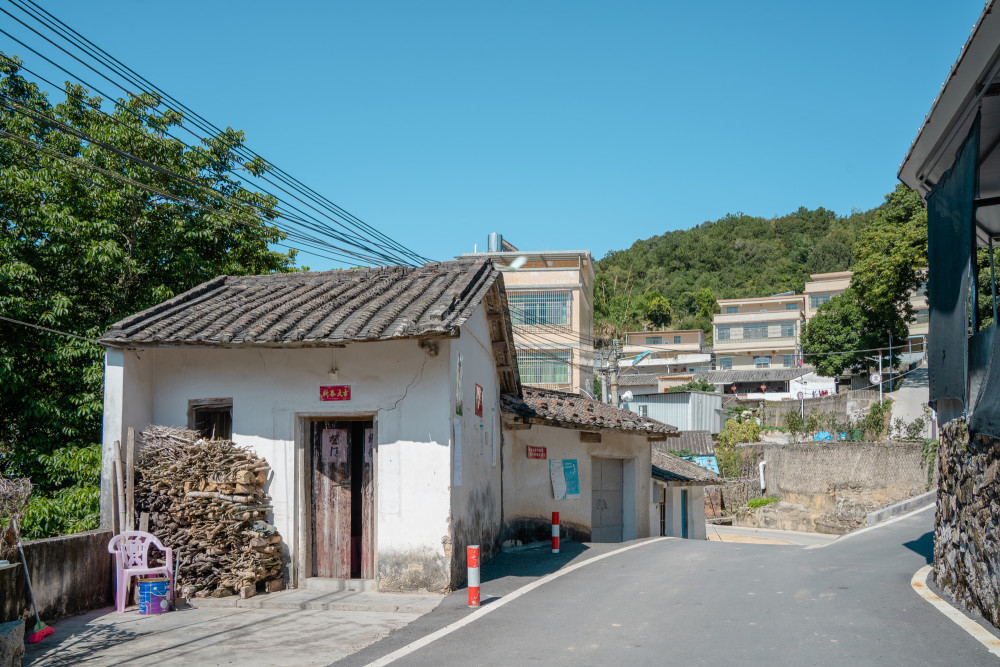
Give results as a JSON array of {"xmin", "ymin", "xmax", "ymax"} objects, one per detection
[{"xmin": 136, "ymin": 426, "xmax": 284, "ymax": 598}]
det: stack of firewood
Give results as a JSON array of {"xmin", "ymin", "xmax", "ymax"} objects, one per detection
[{"xmin": 136, "ymin": 426, "xmax": 284, "ymax": 598}]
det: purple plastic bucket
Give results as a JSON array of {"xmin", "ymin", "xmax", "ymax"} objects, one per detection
[{"xmin": 138, "ymin": 576, "xmax": 170, "ymax": 615}]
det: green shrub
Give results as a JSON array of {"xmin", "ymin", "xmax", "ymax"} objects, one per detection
[{"xmin": 748, "ymin": 497, "xmax": 780, "ymax": 509}]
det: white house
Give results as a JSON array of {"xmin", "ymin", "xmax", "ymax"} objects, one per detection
[
  {"xmin": 100, "ymin": 259, "xmax": 520, "ymax": 593},
  {"xmin": 650, "ymin": 445, "xmax": 720, "ymax": 540},
  {"xmin": 500, "ymin": 388, "xmax": 678, "ymax": 543}
]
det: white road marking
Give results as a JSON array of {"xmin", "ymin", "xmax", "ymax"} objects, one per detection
[
  {"xmin": 364, "ymin": 538, "xmax": 671, "ymax": 666},
  {"xmin": 804, "ymin": 502, "xmax": 934, "ymax": 549},
  {"xmin": 911, "ymin": 565, "xmax": 1000, "ymax": 659}
]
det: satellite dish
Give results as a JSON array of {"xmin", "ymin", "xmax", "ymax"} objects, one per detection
[
  {"xmin": 796, "ymin": 392, "xmax": 804, "ymax": 400},
  {"xmin": 509, "ymin": 256, "xmax": 527, "ymax": 270},
  {"xmin": 621, "ymin": 391, "xmax": 634, "ymax": 402},
  {"xmin": 869, "ymin": 372, "xmax": 882, "ymax": 384}
]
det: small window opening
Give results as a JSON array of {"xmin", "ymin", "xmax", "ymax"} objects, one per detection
[{"xmin": 188, "ymin": 398, "xmax": 233, "ymax": 440}]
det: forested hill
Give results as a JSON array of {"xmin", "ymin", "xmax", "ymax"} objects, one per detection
[{"xmin": 594, "ymin": 204, "xmax": 877, "ymax": 338}]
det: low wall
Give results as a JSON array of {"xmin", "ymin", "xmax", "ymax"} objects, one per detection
[
  {"xmin": 934, "ymin": 420, "xmax": 1000, "ymax": 629},
  {"xmin": 723, "ymin": 390, "xmax": 879, "ymax": 428},
  {"xmin": 1, "ymin": 529, "xmax": 113, "ymax": 623},
  {"xmin": 740, "ymin": 441, "xmax": 934, "ymax": 534}
]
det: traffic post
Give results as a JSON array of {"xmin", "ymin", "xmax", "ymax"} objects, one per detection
[
  {"xmin": 467, "ymin": 545, "xmax": 480, "ymax": 607},
  {"xmin": 552, "ymin": 512, "xmax": 560, "ymax": 553}
]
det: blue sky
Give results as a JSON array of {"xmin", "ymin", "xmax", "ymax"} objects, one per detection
[{"xmin": 5, "ymin": 1, "xmax": 989, "ymax": 269}]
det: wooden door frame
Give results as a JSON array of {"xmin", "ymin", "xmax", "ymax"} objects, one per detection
[{"xmin": 294, "ymin": 412, "xmax": 378, "ymax": 588}]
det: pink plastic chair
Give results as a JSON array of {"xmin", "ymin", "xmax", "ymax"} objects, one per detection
[{"xmin": 107, "ymin": 531, "xmax": 173, "ymax": 613}]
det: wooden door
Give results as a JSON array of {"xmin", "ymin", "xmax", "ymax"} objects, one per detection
[
  {"xmin": 591, "ymin": 458, "xmax": 623, "ymax": 543},
  {"xmin": 311, "ymin": 420, "xmax": 352, "ymax": 578}
]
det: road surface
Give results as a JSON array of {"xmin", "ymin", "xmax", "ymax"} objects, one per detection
[{"xmin": 346, "ymin": 506, "xmax": 998, "ymax": 665}]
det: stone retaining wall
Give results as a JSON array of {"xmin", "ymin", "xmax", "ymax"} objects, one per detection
[
  {"xmin": 934, "ymin": 420, "xmax": 1000, "ymax": 629},
  {"xmin": 738, "ymin": 441, "xmax": 934, "ymax": 534},
  {"xmin": 0, "ymin": 529, "xmax": 113, "ymax": 623}
]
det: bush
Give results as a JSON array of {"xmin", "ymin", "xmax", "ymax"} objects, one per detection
[
  {"xmin": 748, "ymin": 497, "xmax": 779, "ymax": 509},
  {"xmin": 716, "ymin": 412, "xmax": 761, "ymax": 478}
]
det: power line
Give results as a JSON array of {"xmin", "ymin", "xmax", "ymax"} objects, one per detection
[
  {"xmin": 0, "ymin": 5, "xmax": 430, "ymax": 266},
  {"xmin": 0, "ymin": 314, "xmax": 99, "ymax": 343}
]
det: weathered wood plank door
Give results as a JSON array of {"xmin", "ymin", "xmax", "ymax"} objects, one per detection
[{"xmin": 310, "ymin": 419, "xmax": 374, "ymax": 578}]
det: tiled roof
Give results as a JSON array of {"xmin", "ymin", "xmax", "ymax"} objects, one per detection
[
  {"xmin": 651, "ymin": 444, "xmax": 721, "ymax": 484},
  {"xmin": 698, "ymin": 367, "xmax": 812, "ymax": 384},
  {"xmin": 501, "ymin": 387, "xmax": 677, "ymax": 436},
  {"xmin": 619, "ymin": 373, "xmax": 659, "ymax": 387},
  {"xmin": 102, "ymin": 260, "xmax": 501, "ymax": 347},
  {"xmin": 670, "ymin": 430, "xmax": 715, "ymax": 456}
]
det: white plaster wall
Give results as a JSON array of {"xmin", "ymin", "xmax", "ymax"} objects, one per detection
[
  {"xmin": 502, "ymin": 426, "xmax": 651, "ymax": 541},
  {"xmin": 100, "ymin": 349, "xmax": 154, "ymax": 526},
  {"xmin": 103, "ymin": 337, "xmax": 459, "ymax": 589},
  {"xmin": 657, "ymin": 484, "xmax": 707, "ymax": 539},
  {"xmin": 448, "ymin": 305, "xmax": 504, "ymax": 586}
]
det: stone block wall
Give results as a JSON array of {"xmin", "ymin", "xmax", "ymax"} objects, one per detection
[
  {"xmin": 0, "ymin": 529, "xmax": 113, "ymax": 623},
  {"xmin": 934, "ymin": 419, "xmax": 1000, "ymax": 629},
  {"xmin": 739, "ymin": 441, "xmax": 934, "ymax": 534}
]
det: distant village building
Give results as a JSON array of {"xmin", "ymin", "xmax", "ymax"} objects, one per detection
[{"xmin": 460, "ymin": 234, "xmax": 595, "ymax": 395}]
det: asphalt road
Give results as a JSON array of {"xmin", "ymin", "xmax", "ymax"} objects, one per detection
[{"xmin": 345, "ymin": 507, "xmax": 998, "ymax": 665}]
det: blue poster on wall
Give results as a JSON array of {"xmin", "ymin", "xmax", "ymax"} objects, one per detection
[{"xmin": 562, "ymin": 459, "xmax": 580, "ymax": 498}]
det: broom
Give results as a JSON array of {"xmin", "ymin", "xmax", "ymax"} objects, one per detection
[{"xmin": 14, "ymin": 520, "xmax": 54, "ymax": 643}]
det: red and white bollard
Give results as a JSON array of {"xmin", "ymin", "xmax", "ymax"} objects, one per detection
[
  {"xmin": 467, "ymin": 544, "xmax": 480, "ymax": 607},
  {"xmin": 552, "ymin": 512, "xmax": 560, "ymax": 554}
]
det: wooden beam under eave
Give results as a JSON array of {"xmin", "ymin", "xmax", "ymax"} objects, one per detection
[{"xmin": 580, "ymin": 431, "xmax": 602, "ymax": 443}]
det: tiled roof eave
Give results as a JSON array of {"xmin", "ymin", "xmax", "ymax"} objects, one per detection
[{"xmin": 100, "ymin": 328, "xmax": 461, "ymax": 349}]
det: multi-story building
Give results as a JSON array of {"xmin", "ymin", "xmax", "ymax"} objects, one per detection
[
  {"xmin": 460, "ymin": 234, "xmax": 594, "ymax": 394},
  {"xmin": 618, "ymin": 329, "xmax": 712, "ymax": 392},
  {"xmin": 803, "ymin": 271, "xmax": 851, "ymax": 321},
  {"xmin": 712, "ymin": 292, "xmax": 805, "ymax": 372}
]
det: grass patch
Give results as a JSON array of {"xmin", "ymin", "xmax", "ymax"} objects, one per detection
[{"xmin": 747, "ymin": 497, "xmax": 780, "ymax": 509}]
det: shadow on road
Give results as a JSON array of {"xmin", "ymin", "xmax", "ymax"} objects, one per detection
[
  {"xmin": 480, "ymin": 540, "xmax": 591, "ymax": 585},
  {"xmin": 903, "ymin": 530, "xmax": 934, "ymax": 564}
]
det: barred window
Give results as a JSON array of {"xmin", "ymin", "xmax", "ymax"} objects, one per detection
[
  {"xmin": 716, "ymin": 326, "xmax": 731, "ymax": 341},
  {"xmin": 725, "ymin": 306, "xmax": 738, "ymax": 314},
  {"xmin": 517, "ymin": 350, "xmax": 570, "ymax": 385},
  {"xmin": 780, "ymin": 322, "xmax": 796, "ymax": 338},
  {"xmin": 754, "ymin": 355, "xmax": 771, "ymax": 369},
  {"xmin": 782, "ymin": 355, "xmax": 795, "ymax": 367},
  {"xmin": 508, "ymin": 292, "xmax": 570, "ymax": 326},
  {"xmin": 673, "ymin": 335, "xmax": 682, "ymax": 344},
  {"xmin": 718, "ymin": 357, "xmax": 733, "ymax": 370},
  {"xmin": 638, "ymin": 405, "xmax": 648, "ymax": 417},
  {"xmin": 810, "ymin": 294, "xmax": 832, "ymax": 308},
  {"xmin": 646, "ymin": 336, "xmax": 662, "ymax": 345},
  {"xmin": 785, "ymin": 303, "xmax": 798, "ymax": 311},
  {"xmin": 915, "ymin": 308, "xmax": 929, "ymax": 323},
  {"xmin": 743, "ymin": 323, "xmax": 769, "ymax": 340}
]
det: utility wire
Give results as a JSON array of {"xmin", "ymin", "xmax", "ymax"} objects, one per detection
[
  {"xmin": 4, "ymin": 0, "xmax": 432, "ymax": 265},
  {"xmin": 0, "ymin": 314, "xmax": 99, "ymax": 342}
]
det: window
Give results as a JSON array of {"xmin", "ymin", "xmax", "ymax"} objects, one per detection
[
  {"xmin": 810, "ymin": 294, "xmax": 832, "ymax": 309},
  {"xmin": 673, "ymin": 335, "xmax": 682, "ymax": 344},
  {"xmin": 638, "ymin": 405, "xmax": 648, "ymax": 417},
  {"xmin": 517, "ymin": 349, "xmax": 570, "ymax": 385},
  {"xmin": 718, "ymin": 357, "xmax": 733, "ymax": 370},
  {"xmin": 645, "ymin": 336, "xmax": 662, "ymax": 345},
  {"xmin": 782, "ymin": 355, "xmax": 795, "ymax": 367},
  {"xmin": 780, "ymin": 322, "xmax": 796, "ymax": 338},
  {"xmin": 754, "ymin": 356, "xmax": 772, "ymax": 369},
  {"xmin": 716, "ymin": 326, "xmax": 730, "ymax": 341},
  {"xmin": 915, "ymin": 308, "xmax": 929, "ymax": 324},
  {"xmin": 188, "ymin": 398, "xmax": 233, "ymax": 440},
  {"xmin": 508, "ymin": 292, "xmax": 570, "ymax": 326},
  {"xmin": 743, "ymin": 323, "xmax": 769, "ymax": 340},
  {"xmin": 785, "ymin": 303, "xmax": 798, "ymax": 311},
  {"xmin": 725, "ymin": 306, "xmax": 738, "ymax": 314}
]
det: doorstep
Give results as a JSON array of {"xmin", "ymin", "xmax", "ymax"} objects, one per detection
[{"xmin": 187, "ymin": 588, "xmax": 442, "ymax": 614}]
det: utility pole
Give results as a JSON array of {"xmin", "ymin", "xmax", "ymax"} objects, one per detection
[
  {"xmin": 609, "ymin": 339, "xmax": 621, "ymax": 405},
  {"xmin": 878, "ymin": 349, "xmax": 884, "ymax": 405}
]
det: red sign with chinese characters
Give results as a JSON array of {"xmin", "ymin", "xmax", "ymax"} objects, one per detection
[
  {"xmin": 320, "ymin": 385, "xmax": 351, "ymax": 401},
  {"xmin": 527, "ymin": 446, "xmax": 547, "ymax": 459}
]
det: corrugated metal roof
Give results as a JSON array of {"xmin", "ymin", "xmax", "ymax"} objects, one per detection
[{"xmin": 102, "ymin": 259, "xmax": 501, "ymax": 347}]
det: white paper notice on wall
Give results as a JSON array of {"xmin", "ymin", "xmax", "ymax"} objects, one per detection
[
  {"xmin": 321, "ymin": 428, "xmax": 348, "ymax": 464},
  {"xmin": 550, "ymin": 458, "xmax": 581, "ymax": 500},
  {"xmin": 453, "ymin": 417, "xmax": 462, "ymax": 486}
]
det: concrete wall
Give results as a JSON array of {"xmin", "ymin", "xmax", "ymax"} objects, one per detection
[
  {"xmin": 448, "ymin": 307, "xmax": 504, "ymax": 589},
  {"xmin": 934, "ymin": 420, "xmax": 1000, "ymax": 629},
  {"xmin": 502, "ymin": 425, "xmax": 651, "ymax": 543},
  {"xmin": 723, "ymin": 390, "xmax": 880, "ymax": 428},
  {"xmin": 651, "ymin": 484, "xmax": 707, "ymax": 539},
  {"xmin": 1, "ymin": 529, "xmax": 112, "ymax": 623},
  {"xmin": 103, "ymin": 308, "xmax": 504, "ymax": 593},
  {"xmin": 746, "ymin": 441, "xmax": 934, "ymax": 534}
]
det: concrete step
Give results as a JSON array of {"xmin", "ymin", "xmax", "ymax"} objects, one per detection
[{"xmin": 304, "ymin": 577, "xmax": 376, "ymax": 592}]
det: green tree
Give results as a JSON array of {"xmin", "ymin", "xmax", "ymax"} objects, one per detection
[
  {"xmin": 668, "ymin": 378, "xmax": 716, "ymax": 393},
  {"xmin": 0, "ymin": 55, "xmax": 296, "ymax": 537},
  {"xmin": 643, "ymin": 292, "xmax": 673, "ymax": 328}
]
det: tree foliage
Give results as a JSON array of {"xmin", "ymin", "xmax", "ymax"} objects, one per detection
[
  {"xmin": 594, "ymin": 205, "xmax": 872, "ymax": 340},
  {"xmin": 802, "ymin": 185, "xmax": 926, "ymax": 376},
  {"xmin": 0, "ymin": 55, "xmax": 297, "ymax": 537},
  {"xmin": 667, "ymin": 378, "xmax": 716, "ymax": 393}
]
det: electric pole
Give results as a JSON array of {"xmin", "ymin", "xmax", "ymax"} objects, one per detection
[{"xmin": 609, "ymin": 339, "xmax": 621, "ymax": 405}]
